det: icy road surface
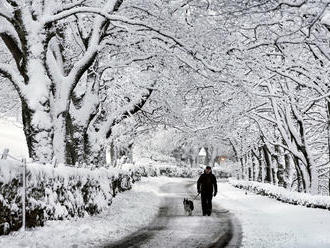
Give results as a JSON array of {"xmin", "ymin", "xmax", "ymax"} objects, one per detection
[{"xmin": 104, "ymin": 179, "xmax": 241, "ymax": 248}]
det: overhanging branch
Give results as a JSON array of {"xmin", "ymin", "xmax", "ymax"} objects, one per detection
[{"xmin": 106, "ymin": 86, "xmax": 154, "ymax": 138}]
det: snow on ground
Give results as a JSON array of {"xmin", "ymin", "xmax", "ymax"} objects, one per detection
[
  {"xmin": 0, "ymin": 118, "xmax": 28, "ymax": 159},
  {"xmin": 0, "ymin": 177, "xmax": 173, "ymax": 248},
  {"xmin": 217, "ymin": 182, "xmax": 330, "ymax": 248},
  {"xmin": 230, "ymin": 179, "xmax": 330, "ymax": 209}
]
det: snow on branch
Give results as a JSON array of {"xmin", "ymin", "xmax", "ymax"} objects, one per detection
[
  {"xmin": 269, "ymin": 0, "xmax": 307, "ymax": 11},
  {"xmin": 303, "ymin": 92, "xmax": 330, "ymax": 113},
  {"xmin": 0, "ymin": 21, "xmax": 23, "ymax": 72},
  {"xmin": 66, "ymin": 15, "xmax": 108, "ymax": 95},
  {"xmin": 41, "ymin": 7, "xmax": 119, "ymax": 25},
  {"xmin": 41, "ymin": 6, "xmax": 225, "ymax": 75},
  {"xmin": 54, "ymin": 0, "xmax": 87, "ymax": 14},
  {"xmin": 0, "ymin": 63, "xmax": 25, "ymax": 94},
  {"xmin": 99, "ymin": 55, "xmax": 155, "ymax": 74},
  {"xmin": 105, "ymin": 86, "xmax": 154, "ymax": 139},
  {"xmin": 41, "ymin": 7, "xmax": 185, "ymax": 48},
  {"xmin": 0, "ymin": 19, "xmax": 21, "ymax": 48},
  {"xmin": 266, "ymin": 67, "xmax": 325, "ymax": 96},
  {"xmin": 0, "ymin": 2, "xmax": 14, "ymax": 23},
  {"xmin": 0, "ymin": 11, "xmax": 12, "ymax": 23}
]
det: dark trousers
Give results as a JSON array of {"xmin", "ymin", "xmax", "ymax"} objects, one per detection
[{"xmin": 201, "ymin": 192, "xmax": 213, "ymax": 216}]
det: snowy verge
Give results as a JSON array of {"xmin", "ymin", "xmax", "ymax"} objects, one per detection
[
  {"xmin": 0, "ymin": 177, "xmax": 167, "ymax": 248},
  {"xmin": 217, "ymin": 182, "xmax": 330, "ymax": 248},
  {"xmin": 230, "ymin": 179, "xmax": 330, "ymax": 210}
]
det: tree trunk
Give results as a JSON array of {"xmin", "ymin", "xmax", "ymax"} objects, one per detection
[
  {"xmin": 262, "ymin": 145, "xmax": 272, "ymax": 183},
  {"xmin": 246, "ymin": 152, "xmax": 252, "ymax": 180},
  {"xmin": 240, "ymin": 157, "xmax": 245, "ymax": 180},
  {"xmin": 211, "ymin": 147, "xmax": 217, "ymax": 166},
  {"xmin": 293, "ymin": 156, "xmax": 306, "ymax": 192},
  {"xmin": 255, "ymin": 147, "xmax": 263, "ymax": 182},
  {"xmin": 22, "ymin": 100, "xmax": 53, "ymax": 163},
  {"xmin": 53, "ymin": 112, "xmax": 70, "ymax": 164},
  {"xmin": 271, "ymin": 154, "xmax": 278, "ymax": 186},
  {"xmin": 290, "ymin": 105, "xmax": 318, "ymax": 194},
  {"xmin": 85, "ymin": 130, "xmax": 106, "ymax": 167},
  {"xmin": 252, "ymin": 152, "xmax": 257, "ymax": 181},
  {"xmin": 204, "ymin": 147, "xmax": 210, "ymax": 165},
  {"xmin": 127, "ymin": 143, "xmax": 134, "ymax": 163},
  {"xmin": 284, "ymin": 153, "xmax": 293, "ymax": 189},
  {"xmin": 275, "ymin": 145, "xmax": 285, "ymax": 187},
  {"xmin": 19, "ymin": 30, "xmax": 54, "ymax": 163},
  {"xmin": 109, "ymin": 142, "xmax": 118, "ymax": 167},
  {"xmin": 327, "ymin": 101, "xmax": 330, "ymax": 195}
]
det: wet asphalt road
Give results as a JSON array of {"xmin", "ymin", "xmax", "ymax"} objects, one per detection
[{"xmin": 103, "ymin": 179, "xmax": 241, "ymax": 248}]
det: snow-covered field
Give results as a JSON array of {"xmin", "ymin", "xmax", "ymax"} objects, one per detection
[
  {"xmin": 0, "ymin": 177, "xmax": 170, "ymax": 248},
  {"xmin": 217, "ymin": 183, "xmax": 330, "ymax": 248}
]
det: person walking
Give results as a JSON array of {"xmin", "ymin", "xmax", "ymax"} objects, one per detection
[{"xmin": 197, "ymin": 166, "xmax": 217, "ymax": 216}]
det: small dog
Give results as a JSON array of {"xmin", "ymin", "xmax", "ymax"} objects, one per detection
[{"xmin": 183, "ymin": 198, "xmax": 194, "ymax": 216}]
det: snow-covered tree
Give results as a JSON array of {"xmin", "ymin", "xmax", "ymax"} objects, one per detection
[{"xmin": 0, "ymin": 0, "xmax": 219, "ymax": 165}]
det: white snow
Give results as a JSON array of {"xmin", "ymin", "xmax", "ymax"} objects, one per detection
[
  {"xmin": 0, "ymin": 177, "xmax": 171, "ymax": 248},
  {"xmin": 198, "ymin": 147, "xmax": 206, "ymax": 156},
  {"xmin": 230, "ymin": 179, "xmax": 330, "ymax": 209},
  {"xmin": 217, "ymin": 182, "xmax": 330, "ymax": 248},
  {"xmin": 321, "ymin": 11, "xmax": 330, "ymax": 26},
  {"xmin": 0, "ymin": 118, "xmax": 28, "ymax": 159}
]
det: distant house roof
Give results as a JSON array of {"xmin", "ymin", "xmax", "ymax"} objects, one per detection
[{"xmin": 199, "ymin": 147, "xmax": 206, "ymax": 156}]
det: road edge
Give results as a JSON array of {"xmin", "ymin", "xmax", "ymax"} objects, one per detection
[{"xmin": 225, "ymin": 214, "xmax": 242, "ymax": 247}]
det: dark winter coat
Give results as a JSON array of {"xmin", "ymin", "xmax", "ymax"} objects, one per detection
[{"xmin": 197, "ymin": 172, "xmax": 217, "ymax": 195}]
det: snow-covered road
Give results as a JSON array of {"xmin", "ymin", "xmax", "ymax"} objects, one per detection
[
  {"xmin": 105, "ymin": 179, "xmax": 238, "ymax": 248},
  {"xmin": 217, "ymin": 182, "xmax": 330, "ymax": 248}
]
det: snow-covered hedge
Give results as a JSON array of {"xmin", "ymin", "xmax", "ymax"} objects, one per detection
[
  {"xmin": 122, "ymin": 163, "xmax": 199, "ymax": 178},
  {"xmin": 230, "ymin": 179, "xmax": 330, "ymax": 210},
  {"xmin": 158, "ymin": 164, "xmax": 198, "ymax": 178},
  {"xmin": 124, "ymin": 163, "xmax": 230, "ymax": 179},
  {"xmin": 0, "ymin": 160, "xmax": 138, "ymax": 235},
  {"xmin": 212, "ymin": 167, "xmax": 231, "ymax": 178}
]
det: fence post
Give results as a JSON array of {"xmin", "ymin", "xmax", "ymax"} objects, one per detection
[{"xmin": 21, "ymin": 158, "xmax": 26, "ymax": 231}]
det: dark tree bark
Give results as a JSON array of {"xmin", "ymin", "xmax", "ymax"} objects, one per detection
[{"xmin": 262, "ymin": 145, "xmax": 272, "ymax": 183}]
